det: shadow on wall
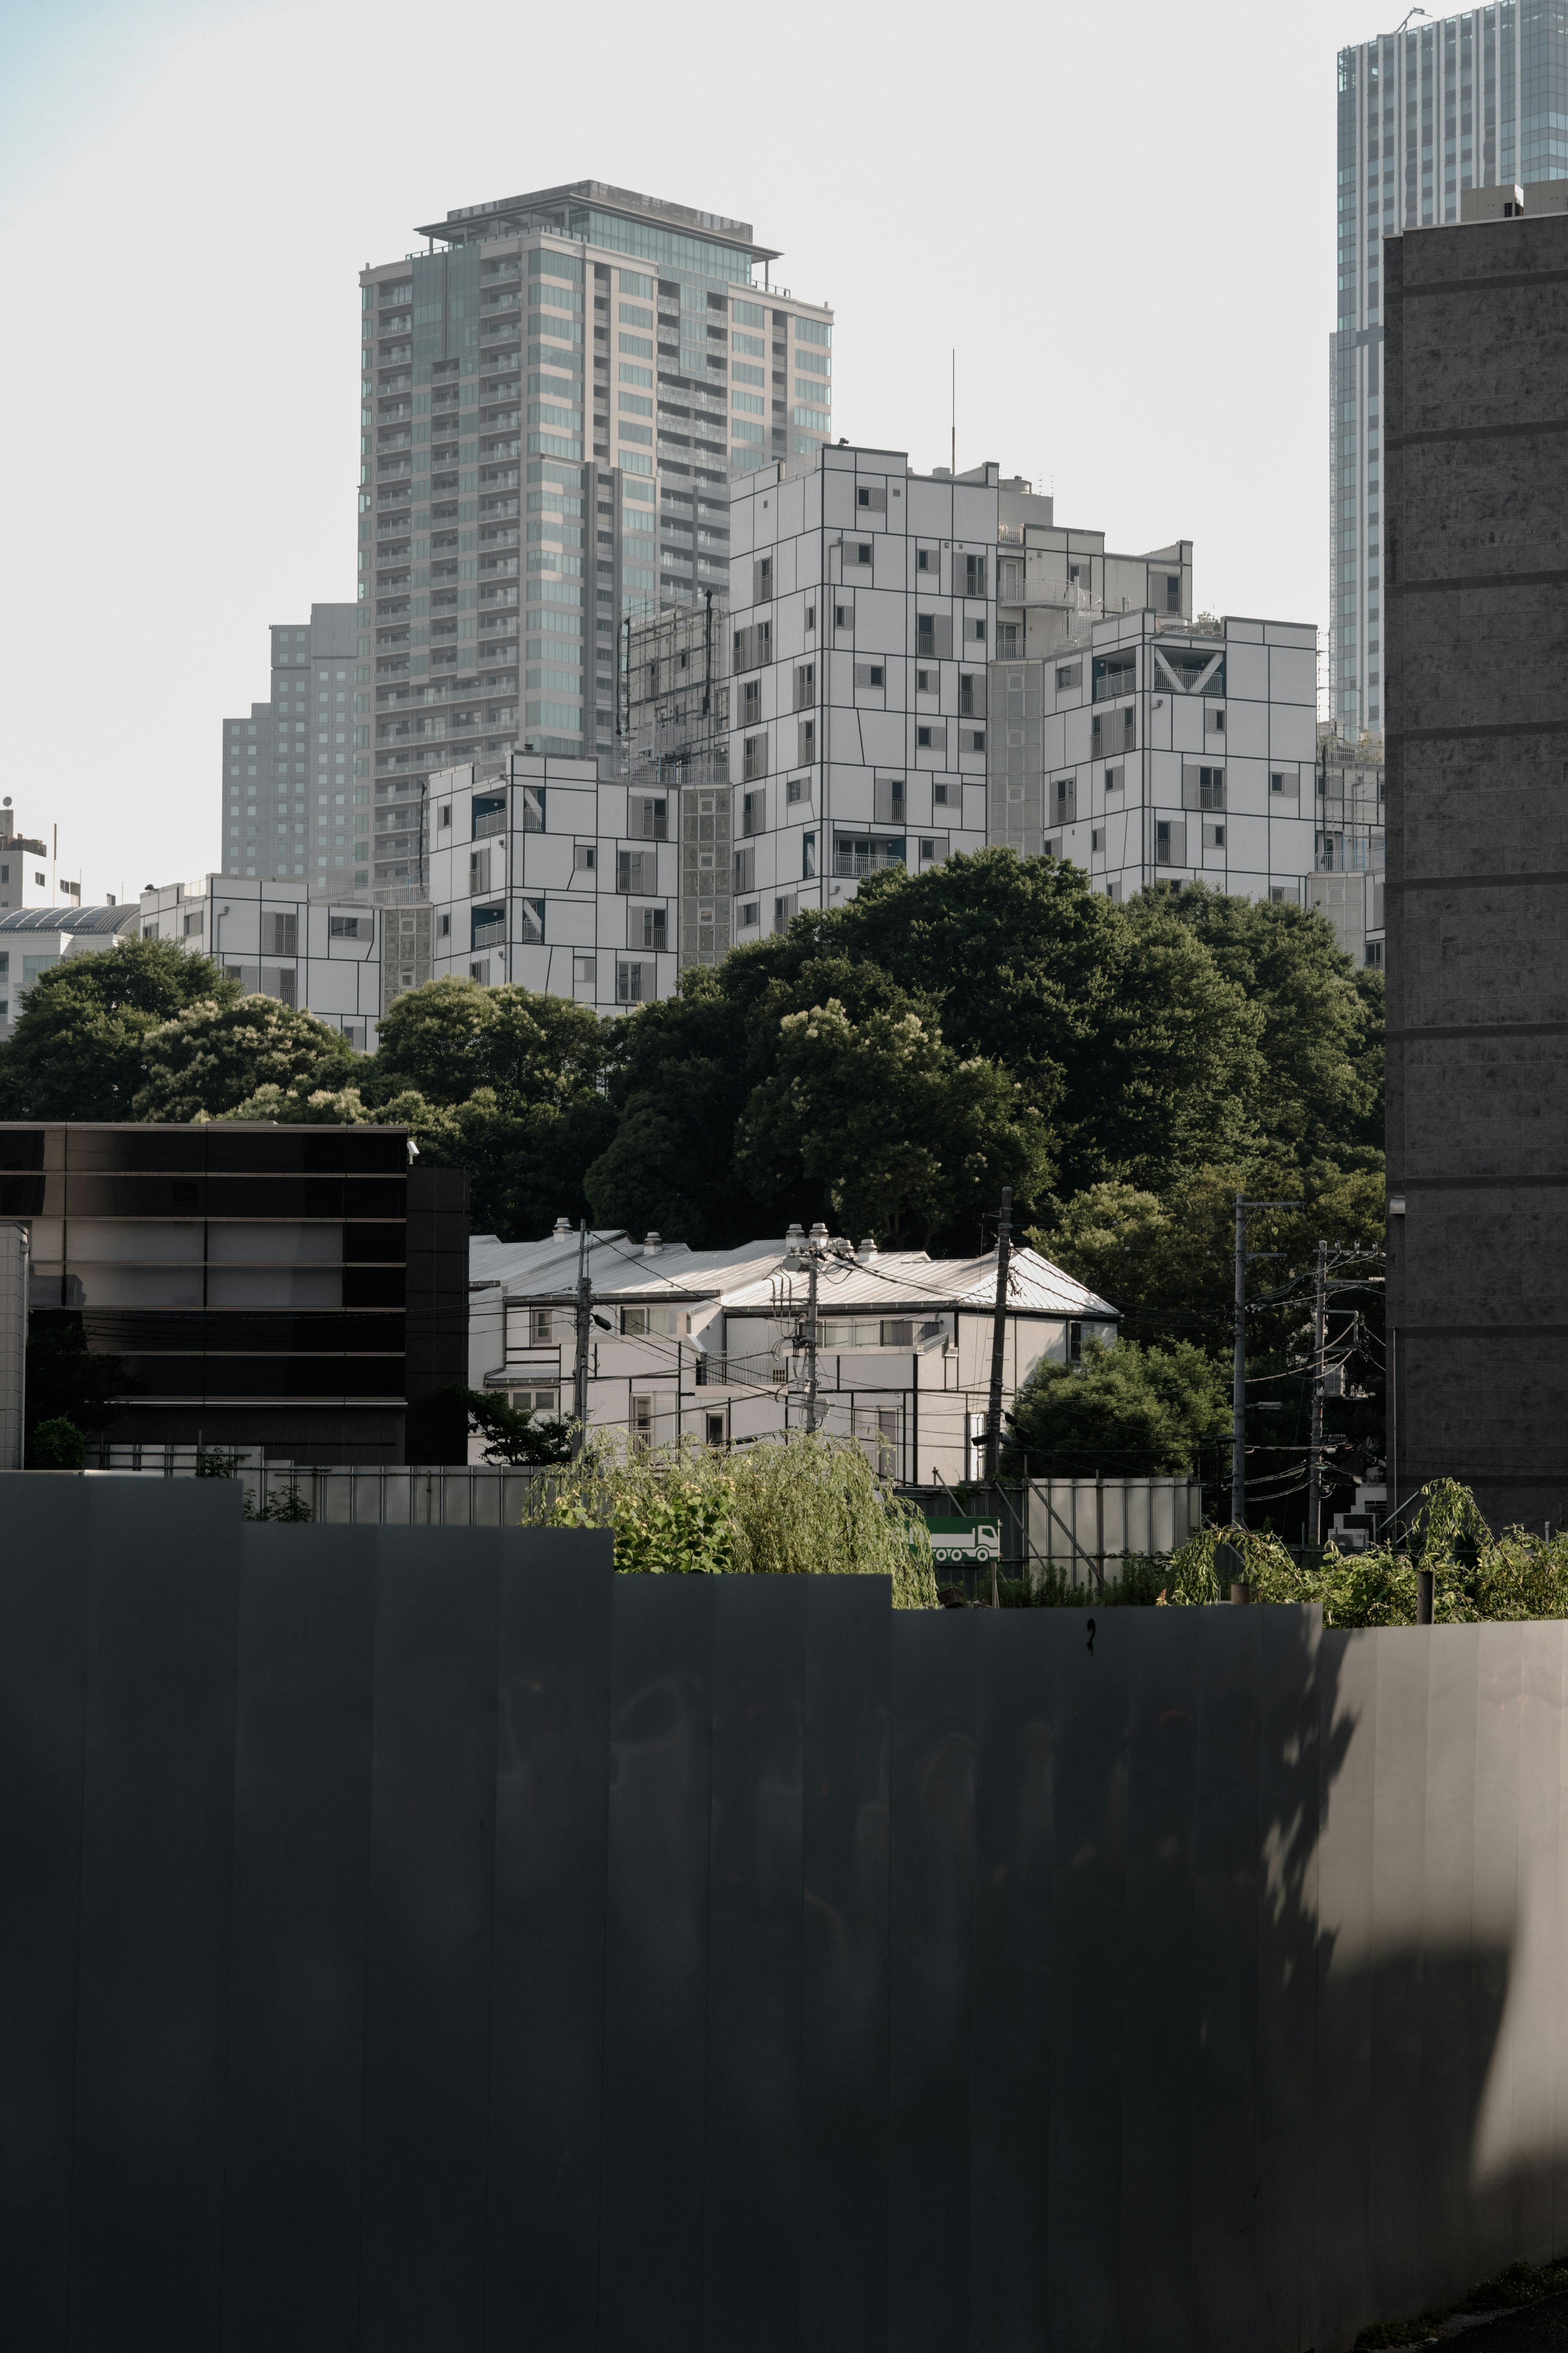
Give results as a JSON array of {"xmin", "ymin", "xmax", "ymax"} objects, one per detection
[{"xmin": 0, "ymin": 1474, "xmax": 1561, "ymax": 2353}]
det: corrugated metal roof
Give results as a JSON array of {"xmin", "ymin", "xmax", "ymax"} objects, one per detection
[
  {"xmin": 0, "ymin": 905, "xmax": 138, "ymax": 936},
  {"xmin": 469, "ymin": 1229, "xmax": 1115, "ymax": 1319}
]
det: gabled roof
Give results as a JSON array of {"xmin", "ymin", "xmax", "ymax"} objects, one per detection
[{"xmin": 470, "ymin": 1231, "xmax": 1116, "ymax": 1320}]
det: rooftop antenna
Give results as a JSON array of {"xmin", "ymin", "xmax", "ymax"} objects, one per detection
[{"xmin": 1393, "ymin": 5, "xmax": 1429, "ymax": 29}]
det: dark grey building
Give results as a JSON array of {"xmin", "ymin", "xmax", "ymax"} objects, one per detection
[
  {"xmin": 0, "ymin": 1123, "xmax": 468, "ymax": 1466},
  {"xmin": 1385, "ymin": 204, "xmax": 1568, "ymax": 1528}
]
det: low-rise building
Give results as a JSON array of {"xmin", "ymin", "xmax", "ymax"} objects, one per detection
[
  {"xmin": 0, "ymin": 804, "xmax": 87, "ymax": 916},
  {"xmin": 1307, "ymin": 730, "xmax": 1385, "ymax": 968},
  {"xmin": 468, "ymin": 1222, "xmax": 1117, "ymax": 1484},
  {"xmin": 0, "ymin": 904, "xmax": 139, "ymax": 1039},
  {"xmin": 0, "ymin": 1120, "xmax": 468, "ymax": 1465},
  {"xmin": 140, "ymin": 876, "xmax": 383, "ymax": 1048}
]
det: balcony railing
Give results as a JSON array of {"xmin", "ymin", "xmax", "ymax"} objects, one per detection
[{"xmin": 1092, "ymin": 671, "xmax": 1137, "ymax": 703}]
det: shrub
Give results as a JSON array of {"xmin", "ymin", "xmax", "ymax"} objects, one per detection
[
  {"xmin": 30, "ymin": 1416, "xmax": 86, "ymax": 1470},
  {"xmin": 520, "ymin": 1431, "xmax": 937, "ymax": 1608}
]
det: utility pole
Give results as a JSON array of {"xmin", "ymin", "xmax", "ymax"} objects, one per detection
[
  {"xmin": 1307, "ymin": 1238, "xmax": 1328, "ymax": 1548},
  {"xmin": 805, "ymin": 1245, "xmax": 821, "ymax": 1432},
  {"xmin": 572, "ymin": 1219, "xmax": 592, "ymax": 1454},
  {"xmin": 983, "ymin": 1185, "xmax": 1013, "ymax": 1482},
  {"xmin": 1232, "ymin": 1192, "xmax": 1303, "ymax": 1528}
]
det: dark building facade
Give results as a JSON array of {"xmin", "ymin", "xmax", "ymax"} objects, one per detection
[
  {"xmin": 1385, "ymin": 208, "xmax": 1568, "ymax": 1528},
  {"xmin": 0, "ymin": 1124, "xmax": 467, "ymax": 1465}
]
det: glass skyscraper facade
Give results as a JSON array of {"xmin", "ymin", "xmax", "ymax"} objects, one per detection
[
  {"xmin": 357, "ymin": 181, "xmax": 833, "ymax": 895},
  {"xmin": 1331, "ymin": 1, "xmax": 1567, "ymax": 740}
]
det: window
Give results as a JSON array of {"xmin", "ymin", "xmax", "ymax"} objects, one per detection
[
  {"xmin": 959, "ymin": 672, "xmax": 985, "ymax": 718},
  {"xmin": 1365, "ymin": 938, "xmax": 1385, "ymax": 968},
  {"xmin": 854, "ymin": 663, "xmax": 886, "ymax": 689},
  {"xmin": 797, "ymin": 716, "xmax": 816, "ymax": 764},
  {"xmin": 617, "ymin": 961, "xmax": 646, "ymax": 1003},
  {"xmin": 575, "ymin": 843, "xmax": 597, "ymax": 871},
  {"xmin": 738, "ymin": 899, "xmax": 760, "ymax": 927},
  {"xmin": 742, "ymin": 788, "xmax": 766, "ymax": 835},
  {"xmin": 617, "ymin": 849, "xmax": 648, "ymax": 894},
  {"xmin": 958, "ymin": 552, "xmax": 986, "ymax": 596},
  {"xmin": 1203, "ymin": 822, "xmax": 1225, "ymax": 850},
  {"xmin": 833, "ymin": 603, "xmax": 852, "ymax": 633},
  {"xmin": 1056, "ymin": 662, "xmax": 1081, "ymax": 692},
  {"xmin": 773, "ymin": 893, "xmax": 795, "ymax": 933},
  {"xmin": 916, "ymin": 548, "xmax": 936, "ymax": 573},
  {"xmin": 967, "ymin": 618, "xmax": 987, "ymax": 645},
  {"xmin": 917, "ymin": 613, "xmax": 952, "ymax": 659},
  {"xmin": 961, "ymin": 728, "xmax": 986, "ymax": 754},
  {"xmin": 916, "ymin": 724, "xmax": 947, "ymax": 751},
  {"xmin": 574, "ymin": 952, "xmax": 597, "ymax": 984},
  {"xmin": 1165, "ymin": 573, "xmax": 1182, "ymax": 613},
  {"xmin": 786, "ymin": 776, "xmax": 809, "ymax": 805},
  {"xmin": 630, "ymin": 1394, "xmax": 653, "ymax": 1448},
  {"xmin": 1105, "ymin": 765, "xmax": 1124, "ymax": 792},
  {"xmin": 632, "ymin": 795, "xmax": 668, "ymax": 840},
  {"xmin": 933, "ymin": 782, "xmax": 950, "ymax": 807},
  {"xmin": 640, "ymin": 907, "xmax": 667, "ymax": 950},
  {"xmin": 743, "ymin": 734, "xmax": 768, "ymax": 781},
  {"xmin": 753, "ymin": 554, "xmax": 773, "ymax": 602},
  {"xmin": 855, "ymin": 485, "xmax": 886, "ymax": 513},
  {"xmin": 529, "ymin": 1307, "xmax": 556, "ymax": 1347},
  {"xmin": 1155, "ymin": 819, "xmax": 1187, "ymax": 868},
  {"xmin": 471, "ymin": 901, "xmax": 505, "ymax": 948},
  {"xmin": 804, "ymin": 605, "xmax": 815, "ymax": 631},
  {"xmin": 183, "ymin": 912, "xmax": 204, "ymax": 938},
  {"xmin": 916, "ymin": 668, "xmax": 933, "ymax": 693},
  {"xmin": 1053, "ymin": 776, "xmax": 1077, "ymax": 824},
  {"xmin": 1091, "ymin": 829, "xmax": 1104, "ymax": 853},
  {"xmin": 439, "ymin": 802, "xmax": 452, "ymax": 828},
  {"xmin": 330, "ymin": 915, "xmax": 361, "ymax": 937},
  {"xmin": 470, "ymin": 960, "xmax": 491, "ymax": 984},
  {"xmin": 706, "ymin": 1412, "xmax": 728, "ymax": 1449},
  {"xmin": 265, "ymin": 911, "xmax": 297, "ymax": 957},
  {"xmin": 802, "ymin": 831, "xmax": 817, "ymax": 879},
  {"xmin": 742, "ymin": 679, "xmax": 762, "ymax": 726},
  {"xmin": 439, "ymin": 913, "xmax": 451, "ymax": 937},
  {"xmin": 520, "ymin": 897, "xmax": 545, "ymax": 944},
  {"xmin": 874, "ymin": 778, "xmax": 905, "ymax": 823},
  {"xmin": 1183, "ymin": 765, "xmax": 1226, "ymax": 811},
  {"xmin": 734, "ymin": 846, "xmax": 755, "ymax": 895},
  {"xmin": 793, "ymin": 662, "xmax": 815, "ymax": 709},
  {"xmin": 1207, "ymin": 705, "xmax": 1226, "ymax": 735}
]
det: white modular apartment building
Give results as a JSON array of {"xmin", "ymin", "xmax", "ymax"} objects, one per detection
[
  {"xmin": 425, "ymin": 752, "xmax": 679, "ymax": 1010},
  {"xmin": 140, "ymin": 877, "xmax": 382, "ymax": 1049},
  {"xmin": 989, "ymin": 613, "xmax": 1319, "ymax": 901},
  {"xmin": 724, "ymin": 443, "xmax": 1318, "ymax": 917}
]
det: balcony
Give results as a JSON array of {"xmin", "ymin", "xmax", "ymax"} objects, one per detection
[{"xmin": 1092, "ymin": 670, "xmax": 1137, "ymax": 703}]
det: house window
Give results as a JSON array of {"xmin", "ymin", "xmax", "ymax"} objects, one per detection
[
  {"xmin": 630, "ymin": 1394, "xmax": 653, "ymax": 1448},
  {"xmin": 617, "ymin": 960, "xmax": 646, "ymax": 1003},
  {"xmin": 574, "ymin": 952, "xmax": 597, "ymax": 984},
  {"xmin": 575, "ymin": 843, "xmax": 597, "ymax": 870},
  {"xmin": 744, "ymin": 734, "xmax": 768, "ymax": 781},
  {"xmin": 1105, "ymin": 766, "xmax": 1123, "ymax": 792},
  {"xmin": 742, "ymin": 679, "xmax": 762, "ymax": 725},
  {"xmin": 802, "ymin": 832, "xmax": 817, "ymax": 879},
  {"xmin": 706, "ymin": 1411, "xmax": 728, "ymax": 1447},
  {"xmin": 639, "ymin": 907, "xmax": 667, "ymax": 950},
  {"xmin": 742, "ymin": 788, "xmax": 766, "ymax": 835},
  {"xmin": 933, "ymin": 782, "xmax": 950, "ymax": 806},
  {"xmin": 330, "ymin": 915, "xmax": 361, "ymax": 938},
  {"xmin": 786, "ymin": 776, "xmax": 809, "ymax": 805},
  {"xmin": 1056, "ymin": 663, "xmax": 1081, "ymax": 690}
]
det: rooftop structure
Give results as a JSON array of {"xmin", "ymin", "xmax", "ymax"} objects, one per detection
[{"xmin": 0, "ymin": 904, "xmax": 138, "ymax": 1039}]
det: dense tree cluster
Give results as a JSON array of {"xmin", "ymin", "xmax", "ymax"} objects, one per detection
[{"xmin": 0, "ymin": 850, "xmax": 1385, "ymax": 1491}]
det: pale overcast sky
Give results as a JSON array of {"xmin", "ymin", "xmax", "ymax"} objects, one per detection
[{"xmin": 0, "ymin": 0, "xmax": 1390, "ymax": 902}]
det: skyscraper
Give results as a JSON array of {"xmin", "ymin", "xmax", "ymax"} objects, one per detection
[
  {"xmin": 219, "ymin": 603, "xmax": 364, "ymax": 886},
  {"xmin": 1331, "ymin": 3, "xmax": 1567, "ymax": 744},
  {"xmin": 359, "ymin": 182, "xmax": 833, "ymax": 900}
]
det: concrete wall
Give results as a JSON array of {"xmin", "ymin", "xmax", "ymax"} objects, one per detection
[
  {"xmin": 3, "ymin": 1475, "xmax": 1567, "ymax": 2351},
  {"xmin": 1385, "ymin": 212, "xmax": 1568, "ymax": 1529}
]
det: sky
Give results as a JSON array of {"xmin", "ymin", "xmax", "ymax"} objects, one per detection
[{"xmin": 0, "ymin": 0, "xmax": 1391, "ymax": 903}]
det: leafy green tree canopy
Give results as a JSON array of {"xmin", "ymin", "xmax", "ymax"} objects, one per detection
[
  {"xmin": 1001, "ymin": 1334, "xmax": 1231, "ymax": 1478},
  {"xmin": 365, "ymin": 976, "xmax": 610, "ymax": 1111},
  {"xmin": 735, "ymin": 996, "xmax": 1054, "ymax": 1248},
  {"xmin": 0, "ymin": 938, "xmax": 240, "ymax": 1120},
  {"xmin": 132, "ymin": 995, "xmax": 360, "ymax": 1122}
]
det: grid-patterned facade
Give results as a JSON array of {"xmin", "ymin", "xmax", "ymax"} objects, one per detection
[
  {"xmin": 1332, "ymin": 2, "xmax": 1568, "ymax": 740},
  {"xmin": 219, "ymin": 604, "xmax": 364, "ymax": 890},
  {"xmin": 358, "ymin": 183, "xmax": 831, "ymax": 904}
]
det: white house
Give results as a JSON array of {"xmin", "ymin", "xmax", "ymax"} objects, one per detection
[{"xmin": 468, "ymin": 1222, "xmax": 1117, "ymax": 1484}]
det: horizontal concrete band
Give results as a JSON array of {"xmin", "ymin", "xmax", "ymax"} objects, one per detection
[
  {"xmin": 1401, "ymin": 1327, "xmax": 1568, "ymax": 1339},
  {"xmin": 1385, "ymin": 865, "xmax": 1568, "ymax": 888},
  {"xmin": 1386, "ymin": 1022, "xmax": 1568, "ymax": 1040},
  {"xmin": 1390, "ymin": 567, "xmax": 1568, "ymax": 594},
  {"xmin": 1390, "ymin": 1173, "xmax": 1568, "ymax": 1188},
  {"xmin": 1389, "ymin": 416, "xmax": 1568, "ymax": 448},
  {"xmin": 1398, "ymin": 265, "xmax": 1568, "ymax": 297},
  {"xmin": 1388, "ymin": 718, "xmax": 1568, "ymax": 744}
]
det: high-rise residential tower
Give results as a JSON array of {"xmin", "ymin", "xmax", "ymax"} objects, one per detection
[
  {"xmin": 359, "ymin": 182, "xmax": 832, "ymax": 900},
  {"xmin": 219, "ymin": 604, "xmax": 364, "ymax": 887},
  {"xmin": 1332, "ymin": 3, "xmax": 1568, "ymax": 743}
]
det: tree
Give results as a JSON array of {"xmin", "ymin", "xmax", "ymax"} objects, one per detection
[
  {"xmin": 0, "ymin": 938, "xmax": 240, "ymax": 1120},
  {"xmin": 132, "ymin": 995, "xmax": 360, "ymax": 1122},
  {"xmin": 25, "ymin": 1320, "xmax": 131, "ymax": 1452},
  {"xmin": 735, "ymin": 996, "xmax": 1054, "ymax": 1249},
  {"xmin": 1001, "ymin": 1335, "xmax": 1230, "ymax": 1478},
  {"xmin": 448, "ymin": 1385, "xmax": 575, "ymax": 1465},
  {"xmin": 31, "ymin": 1417, "xmax": 87, "ymax": 1470},
  {"xmin": 364, "ymin": 977, "xmax": 610, "ymax": 1110}
]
